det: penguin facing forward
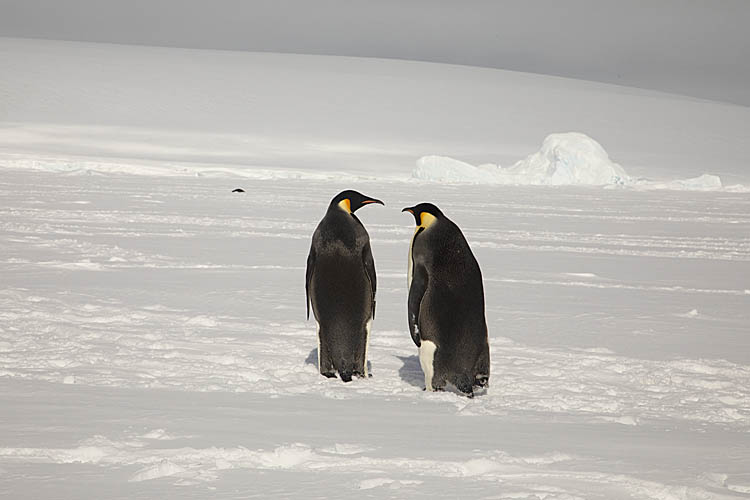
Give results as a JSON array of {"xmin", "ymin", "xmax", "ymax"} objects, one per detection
[
  {"xmin": 306, "ymin": 190, "xmax": 384, "ymax": 382},
  {"xmin": 402, "ymin": 203, "xmax": 490, "ymax": 397}
]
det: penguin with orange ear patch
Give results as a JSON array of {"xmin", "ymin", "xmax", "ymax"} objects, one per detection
[
  {"xmin": 306, "ymin": 190, "xmax": 384, "ymax": 382},
  {"xmin": 402, "ymin": 203, "xmax": 490, "ymax": 397}
]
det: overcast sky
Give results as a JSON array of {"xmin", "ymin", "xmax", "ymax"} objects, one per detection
[{"xmin": 1, "ymin": 0, "xmax": 748, "ymax": 105}]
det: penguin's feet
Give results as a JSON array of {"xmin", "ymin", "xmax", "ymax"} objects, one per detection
[
  {"xmin": 339, "ymin": 371, "xmax": 353, "ymax": 383},
  {"xmin": 321, "ymin": 371, "xmax": 337, "ymax": 379}
]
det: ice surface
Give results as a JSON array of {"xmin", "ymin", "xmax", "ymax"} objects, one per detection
[
  {"xmin": 633, "ymin": 173, "xmax": 730, "ymax": 191},
  {"xmin": 415, "ymin": 134, "xmax": 746, "ymax": 191},
  {"xmin": 506, "ymin": 132, "xmax": 629, "ymax": 186},
  {"xmin": 413, "ymin": 156, "xmax": 504, "ymax": 184},
  {"xmin": 415, "ymin": 133, "xmax": 628, "ymax": 186}
]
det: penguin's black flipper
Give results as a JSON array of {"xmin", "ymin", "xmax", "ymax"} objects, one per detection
[
  {"xmin": 408, "ymin": 262, "xmax": 428, "ymax": 347},
  {"xmin": 305, "ymin": 246, "xmax": 316, "ymax": 320},
  {"xmin": 362, "ymin": 241, "xmax": 377, "ymax": 318}
]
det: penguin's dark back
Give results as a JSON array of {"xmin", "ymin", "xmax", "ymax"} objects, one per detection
[
  {"xmin": 309, "ymin": 208, "xmax": 373, "ymax": 333},
  {"xmin": 313, "ymin": 209, "xmax": 369, "ymax": 254},
  {"xmin": 416, "ymin": 215, "xmax": 488, "ymax": 364},
  {"xmin": 419, "ymin": 217, "xmax": 483, "ymax": 292}
]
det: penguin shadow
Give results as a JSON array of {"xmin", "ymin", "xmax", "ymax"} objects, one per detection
[
  {"xmin": 304, "ymin": 348, "xmax": 373, "ymax": 378},
  {"xmin": 304, "ymin": 348, "xmax": 318, "ymax": 367},
  {"xmin": 397, "ymin": 355, "xmax": 424, "ymax": 389}
]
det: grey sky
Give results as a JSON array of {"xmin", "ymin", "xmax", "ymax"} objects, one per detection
[{"xmin": 1, "ymin": 0, "xmax": 749, "ymax": 105}]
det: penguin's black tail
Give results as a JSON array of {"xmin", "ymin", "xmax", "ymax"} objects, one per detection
[
  {"xmin": 451, "ymin": 374, "xmax": 475, "ymax": 398},
  {"xmin": 333, "ymin": 357, "xmax": 356, "ymax": 383}
]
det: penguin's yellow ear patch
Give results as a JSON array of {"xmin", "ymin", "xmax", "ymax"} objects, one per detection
[
  {"xmin": 338, "ymin": 198, "xmax": 352, "ymax": 213},
  {"xmin": 419, "ymin": 212, "xmax": 437, "ymax": 229}
]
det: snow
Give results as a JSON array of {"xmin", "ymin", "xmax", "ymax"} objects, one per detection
[{"xmin": 1, "ymin": 37, "xmax": 750, "ymax": 499}]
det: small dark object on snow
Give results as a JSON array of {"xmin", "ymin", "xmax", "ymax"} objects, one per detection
[{"xmin": 232, "ymin": 188, "xmax": 245, "ymax": 193}]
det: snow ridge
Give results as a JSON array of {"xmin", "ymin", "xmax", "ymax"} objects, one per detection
[{"xmin": 0, "ymin": 437, "xmax": 734, "ymax": 499}]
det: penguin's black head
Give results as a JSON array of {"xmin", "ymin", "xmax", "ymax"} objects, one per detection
[
  {"xmin": 401, "ymin": 203, "xmax": 444, "ymax": 228},
  {"xmin": 330, "ymin": 190, "xmax": 384, "ymax": 213}
]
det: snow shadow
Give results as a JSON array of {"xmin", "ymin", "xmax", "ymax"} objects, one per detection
[
  {"xmin": 304, "ymin": 348, "xmax": 318, "ymax": 367},
  {"xmin": 397, "ymin": 355, "xmax": 424, "ymax": 389}
]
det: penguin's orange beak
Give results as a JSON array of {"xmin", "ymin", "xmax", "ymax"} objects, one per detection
[
  {"xmin": 362, "ymin": 198, "xmax": 384, "ymax": 206},
  {"xmin": 402, "ymin": 206, "xmax": 421, "ymax": 226}
]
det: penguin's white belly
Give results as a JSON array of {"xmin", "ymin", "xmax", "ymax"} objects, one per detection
[
  {"xmin": 419, "ymin": 340, "xmax": 437, "ymax": 391},
  {"xmin": 364, "ymin": 318, "xmax": 372, "ymax": 377},
  {"xmin": 316, "ymin": 320, "xmax": 322, "ymax": 370}
]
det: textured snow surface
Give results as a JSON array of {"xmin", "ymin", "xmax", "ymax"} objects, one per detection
[{"xmin": 1, "ymin": 170, "xmax": 749, "ymax": 499}]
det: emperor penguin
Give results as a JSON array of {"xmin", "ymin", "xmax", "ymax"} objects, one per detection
[
  {"xmin": 402, "ymin": 203, "xmax": 490, "ymax": 397},
  {"xmin": 306, "ymin": 190, "xmax": 384, "ymax": 382}
]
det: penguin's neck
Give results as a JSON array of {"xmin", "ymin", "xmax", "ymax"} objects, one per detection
[
  {"xmin": 332, "ymin": 200, "xmax": 362, "ymax": 227},
  {"xmin": 419, "ymin": 212, "xmax": 437, "ymax": 229},
  {"xmin": 408, "ymin": 227, "xmax": 419, "ymax": 288},
  {"xmin": 337, "ymin": 199, "xmax": 352, "ymax": 213},
  {"xmin": 408, "ymin": 214, "xmax": 437, "ymax": 287}
]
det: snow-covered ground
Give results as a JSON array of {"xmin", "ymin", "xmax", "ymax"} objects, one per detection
[{"xmin": 1, "ymin": 38, "xmax": 750, "ymax": 498}]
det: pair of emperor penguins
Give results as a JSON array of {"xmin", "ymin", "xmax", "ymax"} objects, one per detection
[{"xmin": 306, "ymin": 191, "xmax": 490, "ymax": 396}]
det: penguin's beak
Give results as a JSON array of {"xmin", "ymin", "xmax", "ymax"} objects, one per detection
[
  {"xmin": 402, "ymin": 206, "xmax": 420, "ymax": 226},
  {"xmin": 362, "ymin": 198, "xmax": 384, "ymax": 206}
]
